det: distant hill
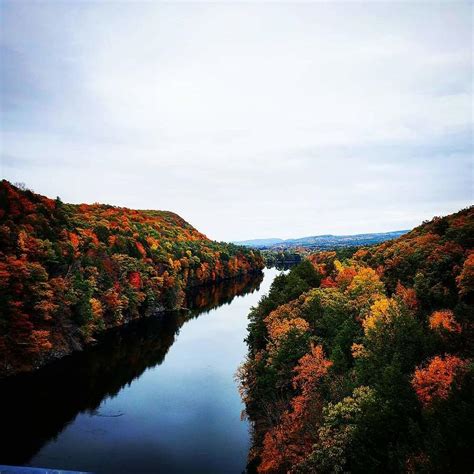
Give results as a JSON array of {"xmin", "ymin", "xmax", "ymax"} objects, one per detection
[
  {"xmin": 234, "ymin": 230, "xmax": 409, "ymax": 249},
  {"xmin": 234, "ymin": 238, "xmax": 284, "ymax": 247}
]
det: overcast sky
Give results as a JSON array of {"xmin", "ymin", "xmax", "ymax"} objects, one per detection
[{"xmin": 1, "ymin": 1, "xmax": 472, "ymax": 241}]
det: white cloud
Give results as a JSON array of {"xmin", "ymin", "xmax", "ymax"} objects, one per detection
[{"xmin": 1, "ymin": 1, "xmax": 472, "ymax": 240}]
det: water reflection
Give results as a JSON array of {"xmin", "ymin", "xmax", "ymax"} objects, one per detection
[
  {"xmin": 0, "ymin": 271, "xmax": 263, "ymax": 467},
  {"xmin": 267, "ymin": 262, "xmax": 298, "ymax": 271}
]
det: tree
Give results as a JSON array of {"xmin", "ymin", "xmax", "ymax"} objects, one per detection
[{"xmin": 412, "ymin": 355, "xmax": 469, "ymax": 408}]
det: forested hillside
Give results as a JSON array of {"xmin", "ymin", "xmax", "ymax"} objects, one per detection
[
  {"xmin": 0, "ymin": 180, "xmax": 263, "ymax": 376},
  {"xmin": 239, "ymin": 207, "xmax": 473, "ymax": 473}
]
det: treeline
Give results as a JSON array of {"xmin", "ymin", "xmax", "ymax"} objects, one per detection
[
  {"xmin": 262, "ymin": 247, "xmax": 360, "ymax": 270},
  {"xmin": 0, "ymin": 180, "xmax": 263, "ymax": 376},
  {"xmin": 239, "ymin": 207, "xmax": 473, "ymax": 473},
  {"xmin": 262, "ymin": 250, "xmax": 303, "ymax": 268}
]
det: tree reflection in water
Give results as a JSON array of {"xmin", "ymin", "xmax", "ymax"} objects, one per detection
[{"xmin": 0, "ymin": 271, "xmax": 263, "ymax": 466}]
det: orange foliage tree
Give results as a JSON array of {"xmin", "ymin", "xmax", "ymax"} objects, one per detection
[
  {"xmin": 429, "ymin": 310, "xmax": 461, "ymax": 334},
  {"xmin": 411, "ymin": 355, "xmax": 469, "ymax": 408},
  {"xmin": 259, "ymin": 345, "xmax": 332, "ymax": 473}
]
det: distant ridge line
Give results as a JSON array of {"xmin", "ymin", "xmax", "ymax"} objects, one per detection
[{"xmin": 234, "ymin": 230, "xmax": 410, "ymax": 249}]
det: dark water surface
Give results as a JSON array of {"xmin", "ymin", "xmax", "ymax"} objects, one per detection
[{"xmin": 0, "ymin": 268, "xmax": 280, "ymax": 474}]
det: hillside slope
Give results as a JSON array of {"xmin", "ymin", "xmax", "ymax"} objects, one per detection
[
  {"xmin": 0, "ymin": 180, "xmax": 263, "ymax": 376},
  {"xmin": 239, "ymin": 207, "xmax": 473, "ymax": 473}
]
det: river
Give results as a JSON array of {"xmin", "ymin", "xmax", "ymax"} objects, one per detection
[{"xmin": 0, "ymin": 267, "xmax": 281, "ymax": 474}]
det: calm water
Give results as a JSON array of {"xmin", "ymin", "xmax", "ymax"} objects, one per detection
[{"xmin": 0, "ymin": 268, "xmax": 280, "ymax": 474}]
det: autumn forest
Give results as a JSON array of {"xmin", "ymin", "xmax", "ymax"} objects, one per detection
[
  {"xmin": 0, "ymin": 180, "xmax": 472, "ymax": 472},
  {"xmin": 0, "ymin": 180, "xmax": 264, "ymax": 376},
  {"xmin": 239, "ymin": 206, "xmax": 473, "ymax": 473}
]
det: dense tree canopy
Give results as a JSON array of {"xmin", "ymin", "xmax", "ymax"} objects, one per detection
[
  {"xmin": 239, "ymin": 206, "xmax": 473, "ymax": 473},
  {"xmin": 0, "ymin": 180, "xmax": 263, "ymax": 376}
]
